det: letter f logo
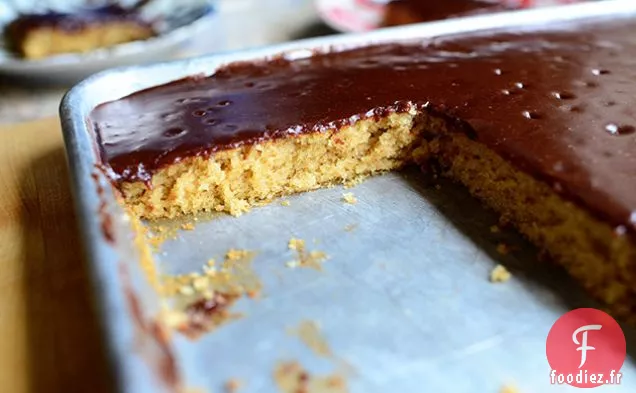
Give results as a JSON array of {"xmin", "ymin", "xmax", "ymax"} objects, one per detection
[{"xmin": 573, "ymin": 325, "xmax": 602, "ymax": 368}]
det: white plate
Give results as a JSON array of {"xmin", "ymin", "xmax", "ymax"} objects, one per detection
[
  {"xmin": 314, "ymin": 0, "xmax": 589, "ymax": 33},
  {"xmin": 0, "ymin": 0, "xmax": 215, "ymax": 83}
]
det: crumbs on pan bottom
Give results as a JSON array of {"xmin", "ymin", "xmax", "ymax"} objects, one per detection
[
  {"xmin": 342, "ymin": 192, "xmax": 357, "ymax": 204},
  {"xmin": 288, "ymin": 320, "xmax": 332, "ymax": 358},
  {"xmin": 224, "ymin": 378, "xmax": 243, "ymax": 393},
  {"xmin": 160, "ymin": 249, "xmax": 261, "ymax": 339},
  {"xmin": 490, "ymin": 264, "xmax": 511, "ymax": 283},
  {"xmin": 274, "ymin": 361, "xmax": 348, "ymax": 393},
  {"xmin": 287, "ymin": 238, "xmax": 328, "ymax": 270}
]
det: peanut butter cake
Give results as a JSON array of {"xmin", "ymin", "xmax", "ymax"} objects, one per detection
[
  {"xmin": 383, "ymin": 0, "xmax": 516, "ymax": 27},
  {"xmin": 5, "ymin": 5, "xmax": 154, "ymax": 59},
  {"xmin": 93, "ymin": 19, "xmax": 636, "ymax": 318}
]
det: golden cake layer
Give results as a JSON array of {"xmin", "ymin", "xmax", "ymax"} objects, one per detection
[{"xmin": 92, "ymin": 19, "xmax": 636, "ymax": 320}]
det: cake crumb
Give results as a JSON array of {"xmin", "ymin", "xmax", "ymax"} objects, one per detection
[
  {"xmin": 496, "ymin": 243, "xmax": 511, "ymax": 255},
  {"xmin": 490, "ymin": 265, "xmax": 512, "ymax": 283},
  {"xmin": 281, "ymin": 200, "xmax": 291, "ymax": 206},
  {"xmin": 500, "ymin": 384, "xmax": 519, "ymax": 393},
  {"xmin": 490, "ymin": 225, "xmax": 500, "ymax": 233},
  {"xmin": 287, "ymin": 238, "xmax": 328, "ymax": 270},
  {"xmin": 289, "ymin": 320, "xmax": 332, "ymax": 358},
  {"xmin": 192, "ymin": 276, "xmax": 209, "ymax": 291},
  {"xmin": 145, "ymin": 224, "xmax": 179, "ymax": 250},
  {"xmin": 273, "ymin": 361, "xmax": 348, "ymax": 393},
  {"xmin": 162, "ymin": 308, "xmax": 188, "ymax": 328},
  {"xmin": 203, "ymin": 265, "xmax": 217, "ymax": 276},
  {"xmin": 288, "ymin": 238, "xmax": 305, "ymax": 251},
  {"xmin": 181, "ymin": 222, "xmax": 195, "ymax": 231},
  {"xmin": 342, "ymin": 192, "xmax": 357, "ymax": 204},
  {"xmin": 246, "ymin": 289, "xmax": 261, "ymax": 299},
  {"xmin": 225, "ymin": 378, "xmax": 243, "ymax": 393},
  {"xmin": 160, "ymin": 249, "xmax": 260, "ymax": 339},
  {"xmin": 227, "ymin": 249, "xmax": 251, "ymax": 260},
  {"xmin": 179, "ymin": 285, "xmax": 195, "ymax": 296},
  {"xmin": 344, "ymin": 224, "xmax": 358, "ymax": 232}
]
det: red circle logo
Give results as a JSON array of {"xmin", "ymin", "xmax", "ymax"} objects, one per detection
[{"xmin": 546, "ymin": 308, "xmax": 626, "ymax": 388}]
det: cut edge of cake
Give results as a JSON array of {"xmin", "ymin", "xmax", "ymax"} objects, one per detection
[
  {"xmin": 118, "ymin": 107, "xmax": 426, "ymax": 219},
  {"xmin": 110, "ymin": 106, "xmax": 636, "ymax": 323}
]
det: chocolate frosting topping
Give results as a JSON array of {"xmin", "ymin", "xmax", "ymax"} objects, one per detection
[{"xmin": 92, "ymin": 18, "xmax": 636, "ymax": 231}]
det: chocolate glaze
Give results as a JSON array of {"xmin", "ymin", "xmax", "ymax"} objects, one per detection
[
  {"xmin": 91, "ymin": 171, "xmax": 115, "ymax": 243},
  {"xmin": 385, "ymin": 0, "xmax": 515, "ymax": 24},
  {"xmin": 177, "ymin": 293, "xmax": 239, "ymax": 339},
  {"xmin": 5, "ymin": 5, "xmax": 148, "ymax": 39},
  {"xmin": 121, "ymin": 266, "xmax": 181, "ymax": 391},
  {"xmin": 93, "ymin": 19, "xmax": 636, "ymax": 232}
]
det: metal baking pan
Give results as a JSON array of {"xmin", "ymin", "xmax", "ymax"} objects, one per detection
[{"xmin": 60, "ymin": 1, "xmax": 636, "ymax": 392}]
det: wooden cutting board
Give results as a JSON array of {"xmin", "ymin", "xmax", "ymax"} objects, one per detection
[{"xmin": 0, "ymin": 118, "xmax": 112, "ymax": 393}]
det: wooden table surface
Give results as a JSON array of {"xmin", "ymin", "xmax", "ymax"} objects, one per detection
[{"xmin": 0, "ymin": 118, "xmax": 113, "ymax": 393}]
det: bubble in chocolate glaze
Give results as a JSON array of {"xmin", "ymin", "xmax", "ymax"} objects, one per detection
[
  {"xmin": 552, "ymin": 91, "xmax": 576, "ymax": 100},
  {"xmin": 218, "ymin": 100, "xmax": 232, "ymax": 106},
  {"xmin": 592, "ymin": 68, "xmax": 610, "ymax": 75},
  {"xmin": 163, "ymin": 127, "xmax": 187, "ymax": 138},
  {"xmin": 605, "ymin": 123, "xmax": 635, "ymax": 136},
  {"xmin": 192, "ymin": 109, "xmax": 207, "ymax": 117},
  {"xmin": 560, "ymin": 104, "xmax": 584, "ymax": 113},
  {"xmin": 522, "ymin": 110, "xmax": 541, "ymax": 119}
]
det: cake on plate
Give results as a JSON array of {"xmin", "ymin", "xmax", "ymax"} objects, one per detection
[
  {"xmin": 383, "ymin": 0, "xmax": 517, "ymax": 26},
  {"xmin": 5, "ymin": 5, "xmax": 154, "ymax": 59},
  {"xmin": 92, "ymin": 18, "xmax": 636, "ymax": 320}
]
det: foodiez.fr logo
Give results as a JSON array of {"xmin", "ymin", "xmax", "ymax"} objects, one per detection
[{"xmin": 546, "ymin": 308, "xmax": 626, "ymax": 388}]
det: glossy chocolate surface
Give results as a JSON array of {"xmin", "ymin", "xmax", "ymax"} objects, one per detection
[
  {"xmin": 385, "ymin": 0, "xmax": 514, "ymax": 23},
  {"xmin": 93, "ymin": 19, "xmax": 636, "ymax": 231}
]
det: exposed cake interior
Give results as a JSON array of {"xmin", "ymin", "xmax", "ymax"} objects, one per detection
[
  {"xmin": 92, "ymin": 18, "xmax": 636, "ymax": 320},
  {"xmin": 111, "ymin": 108, "xmax": 636, "ymax": 321},
  {"xmin": 119, "ymin": 108, "xmax": 425, "ymax": 218}
]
